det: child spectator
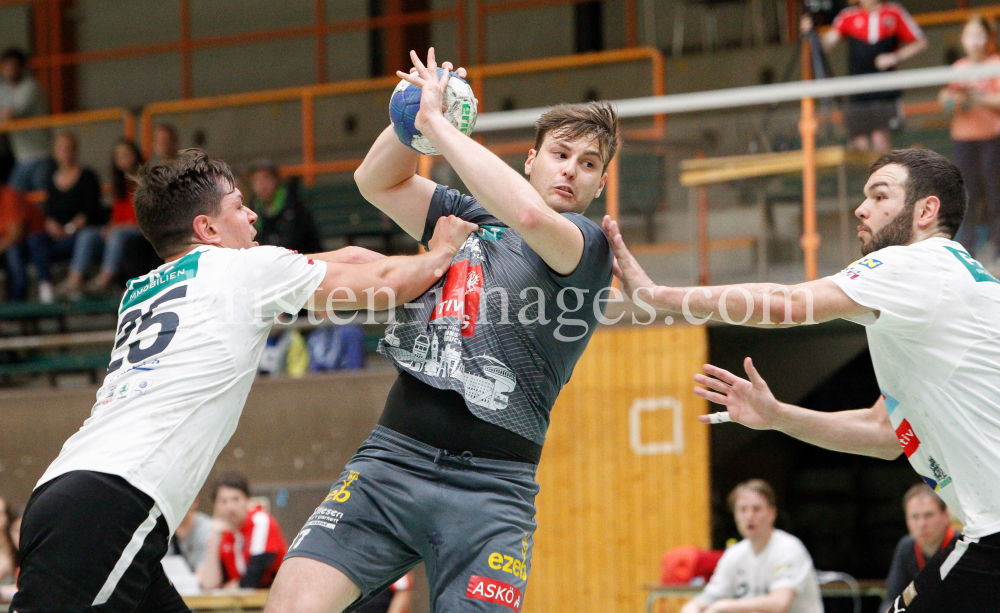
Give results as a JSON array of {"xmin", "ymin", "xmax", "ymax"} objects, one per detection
[
  {"xmin": 84, "ymin": 138, "xmax": 147, "ymax": 295},
  {"xmin": 0, "ymin": 163, "xmax": 43, "ymax": 301},
  {"xmin": 201, "ymin": 473, "xmax": 287, "ymax": 589},
  {"xmin": 939, "ymin": 15, "xmax": 1000, "ymax": 264},
  {"xmin": 25, "ymin": 132, "xmax": 104, "ymax": 302},
  {"xmin": 0, "ymin": 48, "xmax": 51, "ymax": 193}
]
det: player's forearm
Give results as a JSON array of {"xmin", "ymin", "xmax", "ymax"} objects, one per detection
[
  {"xmin": 710, "ymin": 593, "xmax": 791, "ymax": 613},
  {"xmin": 421, "ymin": 114, "xmax": 551, "ymax": 234},
  {"xmin": 310, "ymin": 246, "xmax": 385, "ymax": 266},
  {"xmin": 196, "ymin": 532, "xmax": 224, "ymax": 589},
  {"xmin": 355, "ymin": 126, "xmax": 421, "ymax": 197},
  {"xmin": 775, "ymin": 403, "xmax": 901, "ymax": 460},
  {"xmin": 649, "ymin": 283, "xmax": 822, "ymax": 327},
  {"xmin": 360, "ymin": 248, "xmax": 454, "ymax": 308}
]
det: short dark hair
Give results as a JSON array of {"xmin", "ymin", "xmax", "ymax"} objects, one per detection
[
  {"xmin": 903, "ymin": 482, "xmax": 947, "ymax": 513},
  {"xmin": 213, "ymin": 472, "xmax": 250, "ymax": 500},
  {"xmin": 869, "ymin": 149, "xmax": 968, "ymax": 239},
  {"xmin": 728, "ymin": 479, "xmax": 777, "ymax": 512},
  {"xmin": 132, "ymin": 148, "xmax": 235, "ymax": 258},
  {"xmin": 533, "ymin": 101, "xmax": 621, "ymax": 170},
  {"xmin": 0, "ymin": 48, "xmax": 27, "ymax": 68}
]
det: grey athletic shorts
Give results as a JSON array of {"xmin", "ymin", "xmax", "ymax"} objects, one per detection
[{"xmin": 286, "ymin": 426, "xmax": 539, "ymax": 613}]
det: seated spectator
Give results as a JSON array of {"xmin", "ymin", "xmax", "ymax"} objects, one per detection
[
  {"xmin": 0, "ymin": 497, "xmax": 17, "ymax": 588},
  {"xmin": 248, "ymin": 161, "xmax": 321, "ymax": 254},
  {"xmin": 940, "ymin": 15, "xmax": 1000, "ymax": 264},
  {"xmin": 25, "ymin": 132, "xmax": 104, "ymax": 302},
  {"xmin": 0, "ymin": 164, "xmax": 43, "ymax": 301},
  {"xmin": 201, "ymin": 472, "xmax": 287, "ymax": 589},
  {"xmin": 167, "ymin": 496, "xmax": 213, "ymax": 575},
  {"xmin": 84, "ymin": 138, "xmax": 146, "ymax": 295},
  {"xmin": 880, "ymin": 483, "xmax": 960, "ymax": 613},
  {"xmin": 355, "ymin": 573, "xmax": 413, "ymax": 613},
  {"xmin": 150, "ymin": 123, "xmax": 179, "ymax": 165},
  {"xmin": 680, "ymin": 480, "xmax": 823, "ymax": 613},
  {"xmin": 0, "ymin": 48, "xmax": 51, "ymax": 193}
]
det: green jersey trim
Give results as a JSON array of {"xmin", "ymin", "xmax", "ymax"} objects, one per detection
[
  {"xmin": 944, "ymin": 246, "xmax": 1000, "ymax": 284},
  {"xmin": 121, "ymin": 250, "xmax": 203, "ymax": 312}
]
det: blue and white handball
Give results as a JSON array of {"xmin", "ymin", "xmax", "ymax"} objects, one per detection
[{"xmin": 390, "ymin": 68, "xmax": 477, "ymax": 155}]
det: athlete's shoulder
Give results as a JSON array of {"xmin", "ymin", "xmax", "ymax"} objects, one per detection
[{"xmin": 770, "ymin": 529, "xmax": 810, "ymax": 555}]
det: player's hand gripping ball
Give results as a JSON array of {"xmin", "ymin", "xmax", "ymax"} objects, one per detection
[{"xmin": 390, "ymin": 68, "xmax": 477, "ymax": 155}]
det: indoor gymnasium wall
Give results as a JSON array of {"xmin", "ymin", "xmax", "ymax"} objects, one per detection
[{"xmin": 528, "ymin": 324, "xmax": 710, "ymax": 613}]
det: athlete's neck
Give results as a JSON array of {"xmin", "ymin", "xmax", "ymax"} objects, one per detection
[
  {"xmin": 749, "ymin": 527, "xmax": 774, "ymax": 555},
  {"xmin": 164, "ymin": 243, "xmax": 210, "ymax": 263}
]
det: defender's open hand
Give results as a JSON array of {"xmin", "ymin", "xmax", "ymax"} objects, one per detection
[
  {"xmin": 602, "ymin": 215, "xmax": 655, "ymax": 302},
  {"xmin": 695, "ymin": 358, "xmax": 782, "ymax": 430}
]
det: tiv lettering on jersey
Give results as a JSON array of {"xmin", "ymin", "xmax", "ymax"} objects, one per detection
[
  {"xmin": 466, "ymin": 575, "xmax": 522, "ymax": 612},
  {"xmin": 324, "ymin": 471, "xmax": 359, "ymax": 503},
  {"xmin": 944, "ymin": 246, "xmax": 1000, "ymax": 284},
  {"xmin": 430, "ymin": 258, "xmax": 483, "ymax": 337},
  {"xmin": 895, "ymin": 419, "xmax": 920, "ymax": 458}
]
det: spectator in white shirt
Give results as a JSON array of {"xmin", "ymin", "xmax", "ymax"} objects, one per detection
[{"xmin": 681, "ymin": 480, "xmax": 824, "ymax": 613}]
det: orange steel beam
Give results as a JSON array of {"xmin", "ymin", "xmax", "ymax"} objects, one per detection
[
  {"xmin": 913, "ymin": 4, "xmax": 1000, "ymax": 26},
  {"xmin": 49, "ymin": 0, "xmax": 62, "ymax": 113},
  {"xmin": 279, "ymin": 159, "xmax": 364, "ymax": 179},
  {"xmin": 625, "ymin": 0, "xmax": 638, "ymax": 47},
  {"xmin": 315, "ymin": 0, "xmax": 327, "ymax": 83},
  {"xmin": 799, "ymin": 39, "xmax": 819, "ymax": 281},
  {"xmin": 697, "ymin": 185, "xmax": 710, "ymax": 286},
  {"xmin": 0, "ymin": 107, "xmax": 132, "ymax": 133},
  {"xmin": 456, "ymin": 0, "xmax": 468, "ymax": 68}
]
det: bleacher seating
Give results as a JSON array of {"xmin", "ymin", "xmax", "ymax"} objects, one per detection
[{"xmin": 301, "ymin": 182, "xmax": 402, "ymax": 249}]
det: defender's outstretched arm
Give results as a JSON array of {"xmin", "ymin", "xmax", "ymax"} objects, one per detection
[
  {"xmin": 308, "ymin": 215, "xmax": 476, "ymax": 310},
  {"xmin": 696, "ymin": 358, "xmax": 901, "ymax": 460}
]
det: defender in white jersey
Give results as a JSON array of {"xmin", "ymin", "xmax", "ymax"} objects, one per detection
[
  {"xmin": 605, "ymin": 149, "xmax": 1000, "ymax": 611},
  {"xmin": 683, "ymin": 481, "xmax": 823, "ymax": 613},
  {"xmin": 12, "ymin": 150, "xmax": 477, "ymax": 613}
]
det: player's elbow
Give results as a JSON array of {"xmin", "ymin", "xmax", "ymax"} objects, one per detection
[{"xmin": 354, "ymin": 165, "xmax": 375, "ymax": 199}]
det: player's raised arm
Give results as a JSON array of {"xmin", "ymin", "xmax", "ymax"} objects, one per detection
[
  {"xmin": 354, "ymin": 126, "xmax": 437, "ymax": 241},
  {"xmin": 308, "ymin": 215, "xmax": 476, "ymax": 310},
  {"xmin": 399, "ymin": 48, "xmax": 590, "ymax": 276},
  {"xmin": 695, "ymin": 358, "xmax": 901, "ymax": 460},
  {"xmin": 602, "ymin": 216, "xmax": 874, "ymax": 326}
]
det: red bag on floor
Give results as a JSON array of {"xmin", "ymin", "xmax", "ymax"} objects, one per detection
[{"xmin": 660, "ymin": 546, "xmax": 724, "ymax": 584}]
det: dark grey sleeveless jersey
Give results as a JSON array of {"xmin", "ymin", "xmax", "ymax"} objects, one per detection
[{"xmin": 377, "ymin": 185, "xmax": 613, "ymax": 445}]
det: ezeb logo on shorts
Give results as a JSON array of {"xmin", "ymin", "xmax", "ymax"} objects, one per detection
[
  {"xmin": 325, "ymin": 471, "xmax": 360, "ymax": 503},
  {"xmin": 488, "ymin": 532, "xmax": 530, "ymax": 580}
]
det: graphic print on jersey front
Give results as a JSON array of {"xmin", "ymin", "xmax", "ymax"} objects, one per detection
[{"xmin": 382, "ymin": 230, "xmax": 519, "ymax": 415}]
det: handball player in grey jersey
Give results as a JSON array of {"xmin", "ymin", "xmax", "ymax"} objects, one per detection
[{"xmin": 267, "ymin": 50, "xmax": 617, "ymax": 613}]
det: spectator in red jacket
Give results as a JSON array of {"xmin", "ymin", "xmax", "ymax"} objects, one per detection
[
  {"xmin": 84, "ymin": 138, "xmax": 148, "ymax": 295},
  {"xmin": 201, "ymin": 473, "xmax": 287, "ymax": 589}
]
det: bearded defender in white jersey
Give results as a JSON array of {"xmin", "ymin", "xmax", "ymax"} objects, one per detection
[
  {"xmin": 11, "ymin": 150, "xmax": 477, "ymax": 613},
  {"xmin": 605, "ymin": 149, "xmax": 1000, "ymax": 612}
]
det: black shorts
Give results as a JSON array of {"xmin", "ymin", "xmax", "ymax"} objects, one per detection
[
  {"xmin": 12, "ymin": 470, "xmax": 190, "ymax": 613},
  {"xmin": 286, "ymin": 426, "xmax": 538, "ymax": 613},
  {"xmin": 844, "ymin": 98, "xmax": 902, "ymax": 137},
  {"xmin": 893, "ymin": 532, "xmax": 1000, "ymax": 612}
]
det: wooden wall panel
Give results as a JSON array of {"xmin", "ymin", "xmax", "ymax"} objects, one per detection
[{"xmin": 528, "ymin": 325, "xmax": 709, "ymax": 613}]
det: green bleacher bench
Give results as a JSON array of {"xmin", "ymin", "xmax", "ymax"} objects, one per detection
[
  {"xmin": 0, "ymin": 350, "xmax": 110, "ymax": 377},
  {"xmin": 0, "ymin": 296, "xmax": 121, "ymax": 321},
  {"xmin": 301, "ymin": 182, "xmax": 401, "ymax": 244}
]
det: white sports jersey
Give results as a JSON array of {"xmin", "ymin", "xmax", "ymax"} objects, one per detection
[
  {"xmin": 697, "ymin": 529, "xmax": 823, "ymax": 613},
  {"xmin": 38, "ymin": 245, "xmax": 326, "ymax": 532},
  {"xmin": 828, "ymin": 238, "xmax": 1000, "ymax": 538}
]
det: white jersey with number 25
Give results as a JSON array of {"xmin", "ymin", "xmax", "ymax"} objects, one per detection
[{"xmin": 38, "ymin": 245, "xmax": 326, "ymax": 533}]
